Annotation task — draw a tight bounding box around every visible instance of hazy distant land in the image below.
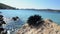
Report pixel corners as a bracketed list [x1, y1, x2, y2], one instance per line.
[0, 3, 60, 12]
[20, 9, 60, 12]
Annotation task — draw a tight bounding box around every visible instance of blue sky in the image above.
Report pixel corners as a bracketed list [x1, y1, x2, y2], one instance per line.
[0, 0, 60, 9]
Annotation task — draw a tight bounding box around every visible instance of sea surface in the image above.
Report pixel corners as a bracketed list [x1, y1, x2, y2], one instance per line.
[0, 10, 60, 34]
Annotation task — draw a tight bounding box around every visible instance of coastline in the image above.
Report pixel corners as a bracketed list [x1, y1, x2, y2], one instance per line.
[16, 19, 60, 34]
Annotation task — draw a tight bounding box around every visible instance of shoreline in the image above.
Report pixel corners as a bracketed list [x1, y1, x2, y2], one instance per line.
[16, 19, 60, 34]
[0, 9, 60, 13]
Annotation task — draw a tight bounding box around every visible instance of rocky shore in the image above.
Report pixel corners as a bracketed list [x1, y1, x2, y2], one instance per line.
[16, 19, 60, 34]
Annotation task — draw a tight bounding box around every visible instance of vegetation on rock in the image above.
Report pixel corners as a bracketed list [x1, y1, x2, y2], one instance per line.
[16, 19, 60, 34]
[27, 15, 43, 27]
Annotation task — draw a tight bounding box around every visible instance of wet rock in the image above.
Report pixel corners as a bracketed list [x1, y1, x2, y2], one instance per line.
[12, 16, 19, 21]
[0, 28, 4, 34]
[0, 15, 6, 34]
[0, 15, 3, 18]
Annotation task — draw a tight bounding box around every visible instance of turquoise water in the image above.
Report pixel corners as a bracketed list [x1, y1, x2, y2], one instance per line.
[0, 10, 60, 24]
[0, 10, 60, 33]
[0, 10, 60, 34]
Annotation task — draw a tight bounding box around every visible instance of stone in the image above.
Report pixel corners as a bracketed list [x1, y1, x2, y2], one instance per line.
[16, 19, 60, 34]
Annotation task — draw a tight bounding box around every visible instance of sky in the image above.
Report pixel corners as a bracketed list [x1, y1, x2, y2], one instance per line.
[0, 0, 60, 9]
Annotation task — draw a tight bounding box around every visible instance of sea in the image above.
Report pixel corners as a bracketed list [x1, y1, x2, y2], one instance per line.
[0, 10, 60, 34]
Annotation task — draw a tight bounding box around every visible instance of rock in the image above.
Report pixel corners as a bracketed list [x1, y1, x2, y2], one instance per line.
[0, 15, 3, 18]
[45, 19, 53, 22]
[16, 19, 60, 34]
[12, 16, 20, 21]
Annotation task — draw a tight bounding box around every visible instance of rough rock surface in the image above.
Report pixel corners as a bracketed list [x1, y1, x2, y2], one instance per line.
[16, 19, 60, 34]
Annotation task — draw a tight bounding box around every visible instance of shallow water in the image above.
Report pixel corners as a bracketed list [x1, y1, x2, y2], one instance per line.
[0, 10, 60, 34]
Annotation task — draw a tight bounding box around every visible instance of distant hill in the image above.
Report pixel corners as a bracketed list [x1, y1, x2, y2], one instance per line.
[0, 3, 18, 9]
[20, 9, 60, 12]
[0, 3, 60, 12]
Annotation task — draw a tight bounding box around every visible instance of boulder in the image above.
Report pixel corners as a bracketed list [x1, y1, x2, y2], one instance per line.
[16, 19, 60, 34]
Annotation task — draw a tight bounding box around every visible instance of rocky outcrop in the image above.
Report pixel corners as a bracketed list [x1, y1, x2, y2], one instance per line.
[16, 19, 60, 34]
